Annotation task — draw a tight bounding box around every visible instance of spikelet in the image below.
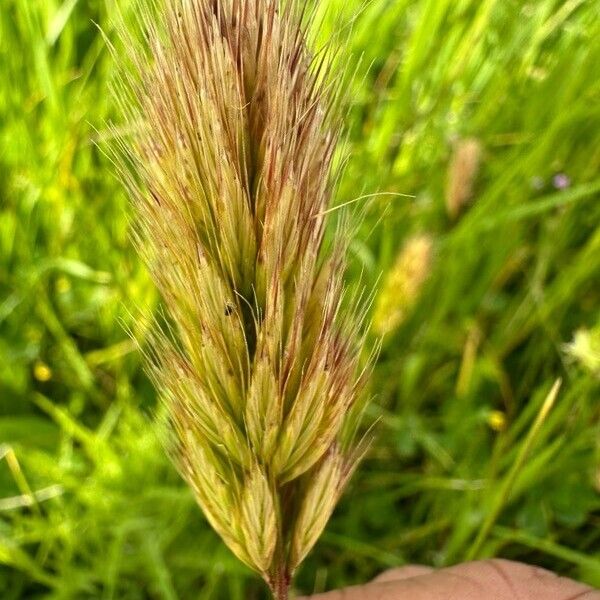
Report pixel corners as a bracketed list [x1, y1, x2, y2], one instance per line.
[290, 445, 356, 570]
[111, 1, 368, 597]
[373, 234, 433, 336]
[446, 137, 482, 219]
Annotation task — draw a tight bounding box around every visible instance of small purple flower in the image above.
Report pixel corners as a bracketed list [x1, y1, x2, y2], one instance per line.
[553, 173, 571, 190]
[530, 176, 545, 191]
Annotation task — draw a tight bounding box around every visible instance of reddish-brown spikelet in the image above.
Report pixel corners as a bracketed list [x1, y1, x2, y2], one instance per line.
[446, 137, 482, 219]
[112, 0, 368, 597]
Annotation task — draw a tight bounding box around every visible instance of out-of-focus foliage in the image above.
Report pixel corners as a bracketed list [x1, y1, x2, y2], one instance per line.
[0, 0, 599, 598]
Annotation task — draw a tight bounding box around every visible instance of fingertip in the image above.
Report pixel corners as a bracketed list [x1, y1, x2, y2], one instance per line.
[372, 565, 435, 583]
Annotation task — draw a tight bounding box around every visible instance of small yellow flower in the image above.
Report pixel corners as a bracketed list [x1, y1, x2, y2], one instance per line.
[487, 410, 507, 432]
[56, 276, 71, 294]
[33, 361, 52, 382]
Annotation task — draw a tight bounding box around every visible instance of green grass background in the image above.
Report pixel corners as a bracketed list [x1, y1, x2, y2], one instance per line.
[1, 0, 599, 597]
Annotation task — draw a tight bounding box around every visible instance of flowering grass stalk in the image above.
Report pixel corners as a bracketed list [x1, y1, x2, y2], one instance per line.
[373, 234, 433, 336]
[112, 1, 369, 597]
[446, 137, 482, 219]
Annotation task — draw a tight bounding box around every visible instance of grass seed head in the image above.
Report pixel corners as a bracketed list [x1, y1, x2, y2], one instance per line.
[113, 0, 369, 595]
[446, 137, 482, 219]
[373, 233, 433, 336]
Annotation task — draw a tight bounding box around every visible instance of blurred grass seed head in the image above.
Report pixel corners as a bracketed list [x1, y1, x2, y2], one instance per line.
[373, 233, 433, 337]
[446, 137, 483, 219]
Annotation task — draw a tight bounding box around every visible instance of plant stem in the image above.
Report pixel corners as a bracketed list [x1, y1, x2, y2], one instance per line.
[274, 588, 288, 600]
[465, 379, 561, 560]
[269, 568, 290, 600]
